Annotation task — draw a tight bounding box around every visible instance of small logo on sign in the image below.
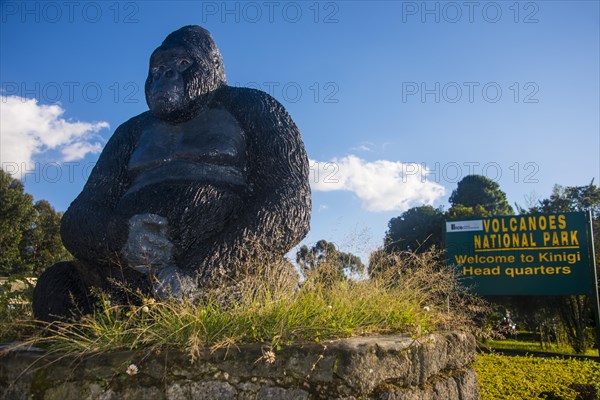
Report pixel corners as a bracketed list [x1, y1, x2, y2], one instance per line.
[446, 220, 483, 233]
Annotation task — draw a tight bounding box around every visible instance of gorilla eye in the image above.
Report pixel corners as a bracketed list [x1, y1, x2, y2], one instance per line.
[151, 64, 164, 75]
[176, 58, 192, 71]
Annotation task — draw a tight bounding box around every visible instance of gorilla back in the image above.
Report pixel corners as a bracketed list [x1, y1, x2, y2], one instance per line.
[33, 25, 311, 322]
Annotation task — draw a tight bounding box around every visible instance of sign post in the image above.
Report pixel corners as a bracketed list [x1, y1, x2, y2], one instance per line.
[585, 210, 600, 357]
[445, 211, 599, 355]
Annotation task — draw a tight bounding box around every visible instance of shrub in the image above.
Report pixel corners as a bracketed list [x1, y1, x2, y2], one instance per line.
[0, 275, 36, 341]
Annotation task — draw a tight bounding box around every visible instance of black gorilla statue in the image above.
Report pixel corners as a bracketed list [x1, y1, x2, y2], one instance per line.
[33, 26, 311, 322]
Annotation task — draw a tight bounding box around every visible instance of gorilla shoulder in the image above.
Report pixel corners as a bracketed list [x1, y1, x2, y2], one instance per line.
[216, 86, 290, 120]
[113, 111, 156, 137]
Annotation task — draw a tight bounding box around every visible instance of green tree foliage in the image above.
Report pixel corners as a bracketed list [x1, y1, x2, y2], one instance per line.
[446, 204, 492, 219]
[448, 174, 514, 216]
[528, 182, 600, 215]
[296, 240, 365, 281]
[0, 170, 35, 275]
[384, 205, 445, 253]
[0, 169, 70, 276]
[23, 200, 71, 276]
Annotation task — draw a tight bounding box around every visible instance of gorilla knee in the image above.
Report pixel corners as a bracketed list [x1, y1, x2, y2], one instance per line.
[33, 261, 98, 322]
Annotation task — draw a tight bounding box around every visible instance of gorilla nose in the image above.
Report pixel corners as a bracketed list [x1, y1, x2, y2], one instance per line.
[153, 66, 177, 83]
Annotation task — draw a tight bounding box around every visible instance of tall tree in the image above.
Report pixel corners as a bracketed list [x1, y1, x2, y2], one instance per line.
[0, 169, 70, 276]
[529, 182, 600, 215]
[296, 240, 364, 281]
[448, 175, 514, 216]
[0, 170, 35, 276]
[22, 200, 71, 276]
[384, 205, 445, 253]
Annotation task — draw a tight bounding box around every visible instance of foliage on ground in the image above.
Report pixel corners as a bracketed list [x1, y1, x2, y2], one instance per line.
[0, 275, 36, 339]
[475, 352, 600, 400]
[1, 249, 487, 361]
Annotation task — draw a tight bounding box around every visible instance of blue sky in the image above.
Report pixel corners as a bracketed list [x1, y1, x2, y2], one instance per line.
[1, 1, 599, 263]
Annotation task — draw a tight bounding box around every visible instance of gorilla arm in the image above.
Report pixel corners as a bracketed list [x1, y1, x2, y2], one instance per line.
[60, 115, 145, 267]
[190, 88, 312, 282]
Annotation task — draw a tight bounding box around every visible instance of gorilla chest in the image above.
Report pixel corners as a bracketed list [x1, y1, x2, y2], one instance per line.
[127, 108, 247, 192]
[131, 108, 246, 169]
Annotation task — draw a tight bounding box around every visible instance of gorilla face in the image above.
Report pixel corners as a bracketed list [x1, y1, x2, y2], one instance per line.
[146, 47, 193, 119]
[145, 25, 227, 121]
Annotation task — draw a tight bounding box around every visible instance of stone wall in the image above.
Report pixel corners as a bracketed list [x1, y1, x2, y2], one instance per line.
[0, 331, 479, 400]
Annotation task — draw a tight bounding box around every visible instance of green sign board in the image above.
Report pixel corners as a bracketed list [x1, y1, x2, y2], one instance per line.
[445, 212, 595, 296]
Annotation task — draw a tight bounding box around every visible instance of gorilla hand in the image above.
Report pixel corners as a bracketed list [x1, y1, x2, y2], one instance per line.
[123, 213, 174, 274]
[154, 266, 199, 301]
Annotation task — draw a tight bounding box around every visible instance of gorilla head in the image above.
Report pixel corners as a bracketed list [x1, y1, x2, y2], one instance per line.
[145, 25, 227, 120]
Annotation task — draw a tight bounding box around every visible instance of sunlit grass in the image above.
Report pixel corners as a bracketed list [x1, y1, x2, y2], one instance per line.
[2, 249, 487, 361]
[482, 338, 598, 357]
[475, 352, 600, 400]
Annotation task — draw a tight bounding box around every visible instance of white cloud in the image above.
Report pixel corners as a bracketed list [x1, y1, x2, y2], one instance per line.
[354, 145, 373, 152]
[0, 95, 108, 177]
[310, 155, 445, 212]
[350, 141, 375, 152]
[61, 142, 104, 162]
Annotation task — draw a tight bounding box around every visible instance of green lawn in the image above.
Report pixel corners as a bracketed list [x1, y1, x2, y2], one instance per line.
[483, 338, 599, 357]
[475, 353, 600, 400]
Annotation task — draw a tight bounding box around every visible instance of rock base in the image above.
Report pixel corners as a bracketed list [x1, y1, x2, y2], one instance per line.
[0, 332, 479, 399]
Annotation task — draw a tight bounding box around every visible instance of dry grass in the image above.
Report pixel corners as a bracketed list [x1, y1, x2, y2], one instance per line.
[1, 249, 488, 361]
